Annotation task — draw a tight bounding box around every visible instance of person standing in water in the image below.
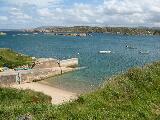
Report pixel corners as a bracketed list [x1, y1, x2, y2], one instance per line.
[57, 59, 62, 74]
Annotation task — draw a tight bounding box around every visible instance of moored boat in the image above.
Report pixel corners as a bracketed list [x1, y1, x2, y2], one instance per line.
[33, 32, 38, 35]
[99, 51, 111, 54]
[126, 45, 137, 49]
[0, 32, 7, 36]
[139, 51, 150, 54]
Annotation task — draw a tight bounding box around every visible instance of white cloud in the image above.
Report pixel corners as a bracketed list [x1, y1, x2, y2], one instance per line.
[95, 0, 160, 26]
[35, 0, 160, 26]
[9, 8, 32, 20]
[0, 16, 8, 21]
[103, 0, 143, 15]
[37, 8, 53, 17]
[3, 0, 62, 7]
[1, 0, 160, 28]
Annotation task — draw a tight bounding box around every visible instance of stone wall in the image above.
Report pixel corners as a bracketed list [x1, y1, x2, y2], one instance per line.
[21, 68, 62, 82]
[0, 58, 78, 85]
[0, 67, 74, 85]
[0, 74, 16, 85]
[33, 58, 78, 69]
[33, 59, 59, 69]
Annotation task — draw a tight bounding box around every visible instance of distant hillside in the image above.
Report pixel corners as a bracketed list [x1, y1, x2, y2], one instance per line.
[25, 26, 160, 36]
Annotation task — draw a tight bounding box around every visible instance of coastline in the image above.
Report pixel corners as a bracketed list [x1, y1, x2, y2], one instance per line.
[0, 57, 79, 85]
[11, 82, 77, 105]
[39, 76, 97, 94]
[0, 49, 79, 105]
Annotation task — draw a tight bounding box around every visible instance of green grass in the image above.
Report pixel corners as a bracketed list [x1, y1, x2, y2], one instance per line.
[0, 48, 33, 68]
[0, 61, 160, 120]
[0, 87, 52, 120]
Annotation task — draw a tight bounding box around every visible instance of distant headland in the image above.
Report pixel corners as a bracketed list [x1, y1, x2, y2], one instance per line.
[23, 26, 160, 36]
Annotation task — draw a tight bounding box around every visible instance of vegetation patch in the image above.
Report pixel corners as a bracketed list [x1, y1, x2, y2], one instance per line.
[0, 87, 52, 120]
[0, 48, 33, 68]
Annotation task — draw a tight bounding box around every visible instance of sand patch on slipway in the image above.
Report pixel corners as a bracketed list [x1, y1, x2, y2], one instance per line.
[12, 82, 77, 105]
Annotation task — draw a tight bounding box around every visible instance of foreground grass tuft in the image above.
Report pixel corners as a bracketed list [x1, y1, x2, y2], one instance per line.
[0, 61, 160, 119]
[0, 88, 52, 120]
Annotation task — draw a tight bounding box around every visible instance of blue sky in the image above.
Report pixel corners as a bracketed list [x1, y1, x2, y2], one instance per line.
[0, 0, 160, 29]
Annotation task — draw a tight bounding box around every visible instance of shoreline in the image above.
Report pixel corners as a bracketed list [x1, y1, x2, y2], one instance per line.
[11, 82, 78, 105]
[0, 57, 79, 85]
[39, 78, 97, 94]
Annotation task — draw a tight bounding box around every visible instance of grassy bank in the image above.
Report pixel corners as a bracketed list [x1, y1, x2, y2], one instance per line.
[0, 48, 33, 68]
[0, 61, 160, 119]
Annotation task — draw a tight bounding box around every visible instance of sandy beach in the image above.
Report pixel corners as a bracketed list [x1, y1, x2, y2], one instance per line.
[12, 82, 77, 105]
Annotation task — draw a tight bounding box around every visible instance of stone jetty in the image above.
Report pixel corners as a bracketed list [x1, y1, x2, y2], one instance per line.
[0, 58, 78, 85]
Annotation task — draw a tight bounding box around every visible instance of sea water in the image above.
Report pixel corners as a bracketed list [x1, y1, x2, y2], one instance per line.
[0, 32, 160, 93]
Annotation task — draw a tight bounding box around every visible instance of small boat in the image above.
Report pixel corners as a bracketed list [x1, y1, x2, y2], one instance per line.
[99, 51, 111, 54]
[0, 32, 7, 36]
[139, 51, 150, 54]
[33, 33, 38, 35]
[14, 68, 32, 71]
[23, 33, 29, 36]
[126, 45, 137, 49]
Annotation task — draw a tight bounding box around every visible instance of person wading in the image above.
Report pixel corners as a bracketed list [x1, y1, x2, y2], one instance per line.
[57, 59, 62, 74]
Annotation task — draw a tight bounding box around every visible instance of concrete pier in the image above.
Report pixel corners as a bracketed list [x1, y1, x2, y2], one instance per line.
[0, 58, 78, 85]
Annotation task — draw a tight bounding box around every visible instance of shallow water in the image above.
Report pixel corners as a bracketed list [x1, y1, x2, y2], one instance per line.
[0, 32, 160, 93]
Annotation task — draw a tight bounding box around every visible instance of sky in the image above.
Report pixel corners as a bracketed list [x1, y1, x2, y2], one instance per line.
[0, 0, 160, 29]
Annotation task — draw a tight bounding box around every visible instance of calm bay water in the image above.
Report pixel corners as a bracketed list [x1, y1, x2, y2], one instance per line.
[0, 32, 160, 93]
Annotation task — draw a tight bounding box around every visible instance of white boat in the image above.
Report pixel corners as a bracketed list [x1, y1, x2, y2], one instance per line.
[139, 51, 150, 54]
[33, 33, 38, 35]
[23, 33, 29, 36]
[126, 45, 137, 49]
[99, 51, 111, 54]
[0, 32, 7, 36]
